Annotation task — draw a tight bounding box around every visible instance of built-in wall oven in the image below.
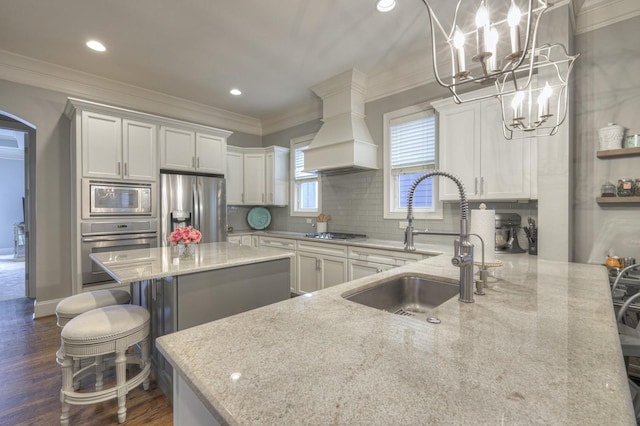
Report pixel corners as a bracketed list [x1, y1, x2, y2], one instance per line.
[81, 220, 158, 287]
[82, 179, 156, 219]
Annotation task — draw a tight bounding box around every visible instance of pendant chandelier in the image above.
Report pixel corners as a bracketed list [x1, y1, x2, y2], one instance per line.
[420, 0, 550, 104]
[496, 43, 579, 139]
[418, 0, 579, 139]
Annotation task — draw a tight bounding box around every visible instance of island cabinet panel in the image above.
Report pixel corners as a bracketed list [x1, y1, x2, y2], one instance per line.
[132, 257, 291, 401]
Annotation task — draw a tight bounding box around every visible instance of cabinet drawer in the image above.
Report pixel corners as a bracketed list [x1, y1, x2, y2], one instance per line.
[259, 236, 296, 251]
[348, 246, 425, 266]
[296, 240, 348, 257]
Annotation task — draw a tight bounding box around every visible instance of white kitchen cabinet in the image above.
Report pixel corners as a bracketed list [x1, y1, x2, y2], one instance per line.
[160, 126, 227, 174]
[81, 111, 156, 181]
[227, 234, 258, 247]
[226, 148, 244, 204]
[259, 235, 297, 293]
[226, 145, 289, 206]
[243, 151, 266, 205]
[347, 246, 427, 280]
[265, 146, 289, 206]
[349, 260, 393, 280]
[296, 240, 348, 294]
[433, 95, 534, 201]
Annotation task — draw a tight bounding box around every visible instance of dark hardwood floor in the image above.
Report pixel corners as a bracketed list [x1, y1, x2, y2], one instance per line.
[0, 297, 173, 425]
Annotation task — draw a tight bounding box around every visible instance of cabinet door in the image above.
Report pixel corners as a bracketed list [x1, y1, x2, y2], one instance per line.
[265, 148, 289, 206]
[123, 119, 156, 181]
[479, 99, 531, 199]
[349, 260, 393, 281]
[296, 252, 321, 294]
[243, 152, 266, 205]
[195, 133, 226, 174]
[82, 111, 122, 179]
[320, 255, 348, 289]
[226, 150, 244, 204]
[227, 235, 241, 245]
[436, 102, 481, 200]
[159, 126, 196, 172]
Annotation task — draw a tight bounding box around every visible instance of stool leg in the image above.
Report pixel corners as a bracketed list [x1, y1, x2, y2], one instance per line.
[142, 337, 150, 391]
[73, 358, 81, 390]
[60, 355, 73, 426]
[95, 355, 104, 391]
[115, 350, 127, 423]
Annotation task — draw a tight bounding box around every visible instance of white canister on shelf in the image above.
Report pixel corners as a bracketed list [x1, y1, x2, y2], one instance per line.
[598, 123, 624, 150]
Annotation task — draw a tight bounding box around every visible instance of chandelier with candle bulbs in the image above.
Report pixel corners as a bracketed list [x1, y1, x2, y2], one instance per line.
[496, 43, 579, 139]
[419, 0, 579, 138]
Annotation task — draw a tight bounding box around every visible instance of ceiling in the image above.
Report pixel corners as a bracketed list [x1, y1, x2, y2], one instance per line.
[0, 0, 433, 121]
[0, 0, 636, 133]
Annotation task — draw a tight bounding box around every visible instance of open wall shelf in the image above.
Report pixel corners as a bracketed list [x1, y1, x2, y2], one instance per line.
[596, 197, 640, 204]
[596, 147, 640, 159]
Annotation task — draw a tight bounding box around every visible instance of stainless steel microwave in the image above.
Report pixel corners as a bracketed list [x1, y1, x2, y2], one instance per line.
[82, 179, 156, 219]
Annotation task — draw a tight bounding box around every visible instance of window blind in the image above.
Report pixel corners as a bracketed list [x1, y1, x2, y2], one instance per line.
[390, 112, 436, 170]
[294, 144, 317, 180]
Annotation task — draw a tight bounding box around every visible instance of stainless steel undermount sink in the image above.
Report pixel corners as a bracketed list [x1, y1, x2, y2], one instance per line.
[342, 276, 458, 318]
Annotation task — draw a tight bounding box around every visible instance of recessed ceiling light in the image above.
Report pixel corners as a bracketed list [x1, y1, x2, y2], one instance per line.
[376, 0, 396, 12]
[230, 88, 242, 96]
[86, 40, 106, 52]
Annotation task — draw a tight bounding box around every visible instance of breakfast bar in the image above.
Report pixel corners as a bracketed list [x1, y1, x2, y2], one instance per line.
[90, 242, 294, 400]
[156, 253, 634, 425]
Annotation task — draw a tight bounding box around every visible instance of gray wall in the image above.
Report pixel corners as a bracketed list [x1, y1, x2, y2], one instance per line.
[261, 81, 538, 246]
[573, 15, 640, 263]
[0, 158, 24, 250]
[0, 79, 71, 301]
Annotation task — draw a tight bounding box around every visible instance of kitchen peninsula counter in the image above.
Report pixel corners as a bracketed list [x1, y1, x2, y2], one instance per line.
[156, 253, 634, 425]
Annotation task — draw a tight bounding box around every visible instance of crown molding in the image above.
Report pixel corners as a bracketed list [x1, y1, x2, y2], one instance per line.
[574, 0, 640, 34]
[261, 98, 322, 135]
[0, 49, 263, 135]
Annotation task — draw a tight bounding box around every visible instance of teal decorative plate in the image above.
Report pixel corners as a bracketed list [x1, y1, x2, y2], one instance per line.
[247, 207, 271, 230]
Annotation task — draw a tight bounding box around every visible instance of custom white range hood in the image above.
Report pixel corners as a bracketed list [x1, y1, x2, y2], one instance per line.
[303, 69, 378, 174]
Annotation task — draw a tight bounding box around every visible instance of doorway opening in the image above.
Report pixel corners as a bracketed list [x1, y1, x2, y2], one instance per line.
[0, 112, 36, 302]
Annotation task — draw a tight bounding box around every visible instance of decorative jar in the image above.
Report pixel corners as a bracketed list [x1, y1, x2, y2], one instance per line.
[598, 123, 624, 150]
[617, 178, 635, 197]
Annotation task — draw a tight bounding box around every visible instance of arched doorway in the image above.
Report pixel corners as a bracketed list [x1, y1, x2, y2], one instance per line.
[0, 112, 36, 301]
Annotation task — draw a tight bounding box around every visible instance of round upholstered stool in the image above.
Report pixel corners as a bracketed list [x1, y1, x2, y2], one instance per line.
[58, 304, 151, 425]
[55, 289, 131, 327]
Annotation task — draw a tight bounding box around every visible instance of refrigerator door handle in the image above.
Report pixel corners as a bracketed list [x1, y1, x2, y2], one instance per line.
[198, 181, 204, 232]
[192, 183, 199, 229]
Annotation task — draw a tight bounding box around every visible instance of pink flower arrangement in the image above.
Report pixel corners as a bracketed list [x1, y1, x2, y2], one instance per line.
[168, 226, 202, 245]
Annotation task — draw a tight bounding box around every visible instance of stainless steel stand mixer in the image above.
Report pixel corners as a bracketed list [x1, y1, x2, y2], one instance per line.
[495, 213, 526, 254]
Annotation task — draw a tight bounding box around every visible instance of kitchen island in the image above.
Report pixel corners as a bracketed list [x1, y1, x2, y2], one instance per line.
[90, 242, 294, 401]
[156, 252, 635, 425]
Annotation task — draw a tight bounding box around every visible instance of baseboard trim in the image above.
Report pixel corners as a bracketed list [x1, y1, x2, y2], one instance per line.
[34, 297, 62, 318]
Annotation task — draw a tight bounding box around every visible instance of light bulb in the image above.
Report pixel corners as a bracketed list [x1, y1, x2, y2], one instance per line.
[475, 2, 489, 28]
[538, 82, 553, 102]
[376, 0, 396, 12]
[508, 0, 522, 27]
[453, 28, 465, 49]
[511, 91, 525, 110]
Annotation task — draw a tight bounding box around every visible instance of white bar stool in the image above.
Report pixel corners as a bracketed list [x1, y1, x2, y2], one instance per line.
[55, 289, 131, 327]
[58, 304, 151, 425]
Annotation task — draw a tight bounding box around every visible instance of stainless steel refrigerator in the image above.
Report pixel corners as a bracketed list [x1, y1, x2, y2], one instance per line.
[160, 171, 227, 246]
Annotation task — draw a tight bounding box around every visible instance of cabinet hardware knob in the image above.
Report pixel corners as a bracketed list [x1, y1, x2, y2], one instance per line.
[124, 162, 128, 176]
[117, 162, 121, 175]
[197, 157, 200, 168]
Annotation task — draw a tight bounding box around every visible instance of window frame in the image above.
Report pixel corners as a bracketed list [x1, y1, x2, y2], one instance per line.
[383, 102, 443, 220]
[290, 133, 321, 217]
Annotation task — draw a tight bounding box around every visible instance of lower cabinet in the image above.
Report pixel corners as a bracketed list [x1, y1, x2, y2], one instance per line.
[349, 260, 394, 280]
[227, 234, 259, 247]
[296, 240, 348, 294]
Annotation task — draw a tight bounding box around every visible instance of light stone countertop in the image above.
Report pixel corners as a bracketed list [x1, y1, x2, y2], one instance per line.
[156, 253, 635, 425]
[230, 229, 447, 256]
[89, 242, 294, 284]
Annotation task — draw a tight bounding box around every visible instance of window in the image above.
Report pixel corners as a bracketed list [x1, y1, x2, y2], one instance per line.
[383, 103, 441, 219]
[290, 134, 321, 216]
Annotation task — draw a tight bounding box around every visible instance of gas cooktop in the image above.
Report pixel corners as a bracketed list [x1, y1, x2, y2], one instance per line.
[304, 232, 367, 241]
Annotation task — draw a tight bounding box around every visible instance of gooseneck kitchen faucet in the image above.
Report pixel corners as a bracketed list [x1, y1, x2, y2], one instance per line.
[404, 170, 480, 303]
